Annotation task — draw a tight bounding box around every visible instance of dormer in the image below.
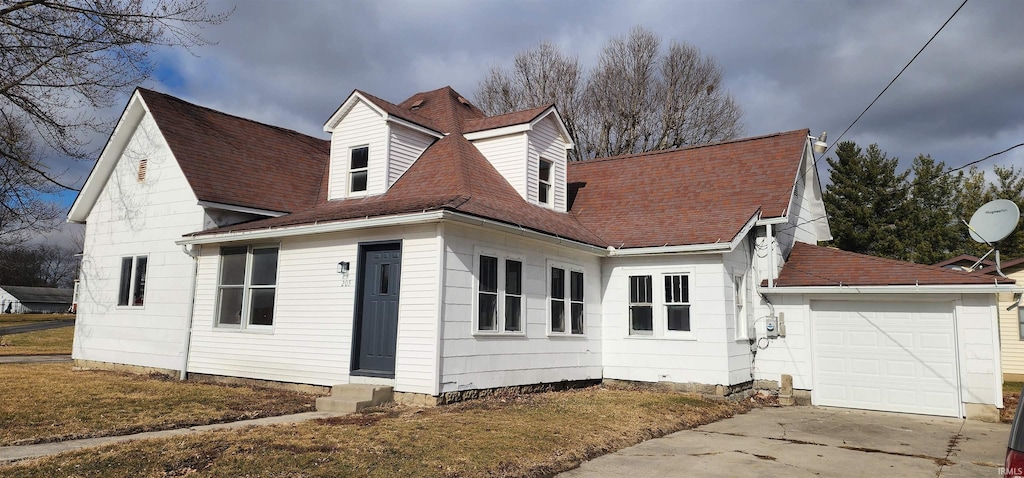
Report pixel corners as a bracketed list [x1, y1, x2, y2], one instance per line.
[464, 106, 574, 212]
[323, 91, 442, 200]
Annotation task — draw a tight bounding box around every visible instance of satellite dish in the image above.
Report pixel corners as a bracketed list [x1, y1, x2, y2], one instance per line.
[968, 199, 1020, 243]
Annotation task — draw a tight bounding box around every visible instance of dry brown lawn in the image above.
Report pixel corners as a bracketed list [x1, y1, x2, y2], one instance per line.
[0, 386, 750, 478]
[0, 326, 73, 355]
[1004, 381, 1023, 423]
[0, 363, 318, 446]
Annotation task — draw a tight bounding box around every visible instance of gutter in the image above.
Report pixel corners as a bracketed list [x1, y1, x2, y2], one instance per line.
[177, 211, 447, 245]
[759, 283, 1022, 295]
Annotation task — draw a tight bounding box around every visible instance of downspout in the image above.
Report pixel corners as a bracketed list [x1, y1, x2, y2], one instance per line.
[765, 224, 775, 288]
[179, 244, 201, 380]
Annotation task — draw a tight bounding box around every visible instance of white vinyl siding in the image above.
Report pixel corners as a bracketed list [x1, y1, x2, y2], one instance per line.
[998, 269, 1024, 377]
[471, 133, 527, 198]
[187, 225, 440, 394]
[74, 113, 203, 371]
[602, 254, 734, 385]
[328, 99, 387, 200]
[527, 116, 568, 212]
[440, 223, 602, 393]
[388, 124, 434, 186]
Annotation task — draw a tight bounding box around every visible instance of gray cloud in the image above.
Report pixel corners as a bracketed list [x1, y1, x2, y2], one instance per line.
[47, 0, 1024, 199]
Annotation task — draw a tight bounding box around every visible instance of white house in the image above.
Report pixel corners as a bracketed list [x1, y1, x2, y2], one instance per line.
[68, 85, 1019, 420]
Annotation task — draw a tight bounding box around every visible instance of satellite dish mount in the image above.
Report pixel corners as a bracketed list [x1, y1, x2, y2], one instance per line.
[963, 199, 1021, 278]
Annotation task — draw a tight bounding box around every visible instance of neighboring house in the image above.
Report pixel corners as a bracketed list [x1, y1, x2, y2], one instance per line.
[68, 86, 1019, 420]
[979, 257, 1024, 381]
[0, 285, 74, 314]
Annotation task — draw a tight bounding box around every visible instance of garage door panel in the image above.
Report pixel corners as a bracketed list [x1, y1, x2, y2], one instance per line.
[812, 301, 959, 417]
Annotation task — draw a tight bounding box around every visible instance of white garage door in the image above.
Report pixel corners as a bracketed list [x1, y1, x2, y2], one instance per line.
[812, 300, 960, 417]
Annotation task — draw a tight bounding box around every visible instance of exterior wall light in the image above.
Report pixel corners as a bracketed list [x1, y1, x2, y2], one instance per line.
[812, 132, 828, 154]
[337, 261, 350, 274]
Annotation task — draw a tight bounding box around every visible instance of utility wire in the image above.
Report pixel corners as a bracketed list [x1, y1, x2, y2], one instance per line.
[786, 0, 969, 203]
[945, 142, 1024, 174]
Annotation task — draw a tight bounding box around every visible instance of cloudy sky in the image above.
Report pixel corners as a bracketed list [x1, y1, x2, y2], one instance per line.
[47, 0, 1024, 229]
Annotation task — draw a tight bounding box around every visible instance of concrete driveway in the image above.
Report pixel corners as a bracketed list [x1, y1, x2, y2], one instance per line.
[561, 406, 1008, 477]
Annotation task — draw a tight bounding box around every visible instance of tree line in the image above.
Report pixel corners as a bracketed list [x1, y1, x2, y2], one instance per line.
[823, 140, 1024, 265]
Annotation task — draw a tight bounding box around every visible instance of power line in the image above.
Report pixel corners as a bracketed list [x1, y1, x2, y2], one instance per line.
[945, 142, 1024, 175]
[784, 0, 969, 207]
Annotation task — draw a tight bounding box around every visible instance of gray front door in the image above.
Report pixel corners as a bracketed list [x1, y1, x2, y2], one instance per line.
[352, 243, 401, 377]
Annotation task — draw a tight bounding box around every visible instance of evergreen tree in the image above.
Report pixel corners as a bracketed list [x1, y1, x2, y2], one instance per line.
[823, 141, 909, 260]
[984, 166, 1024, 259]
[904, 155, 962, 264]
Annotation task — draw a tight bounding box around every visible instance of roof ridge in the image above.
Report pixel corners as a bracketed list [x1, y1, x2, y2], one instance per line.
[569, 129, 810, 166]
[137, 88, 327, 144]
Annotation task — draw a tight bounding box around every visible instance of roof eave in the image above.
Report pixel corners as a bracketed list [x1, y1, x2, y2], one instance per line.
[760, 284, 1021, 294]
[68, 90, 149, 223]
[610, 211, 759, 256]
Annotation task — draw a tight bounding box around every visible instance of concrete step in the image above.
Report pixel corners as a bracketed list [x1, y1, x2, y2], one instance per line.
[315, 384, 393, 413]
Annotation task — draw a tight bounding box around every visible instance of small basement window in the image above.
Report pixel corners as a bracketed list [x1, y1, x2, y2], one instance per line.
[349, 146, 369, 193]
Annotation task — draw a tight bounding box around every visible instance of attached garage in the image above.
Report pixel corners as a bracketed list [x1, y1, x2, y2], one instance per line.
[811, 300, 959, 417]
[759, 243, 1019, 421]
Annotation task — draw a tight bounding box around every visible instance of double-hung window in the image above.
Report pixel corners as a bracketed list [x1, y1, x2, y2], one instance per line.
[627, 271, 693, 337]
[538, 159, 553, 206]
[475, 252, 523, 334]
[217, 245, 279, 329]
[664, 274, 691, 332]
[117, 256, 148, 307]
[628, 275, 653, 335]
[349, 146, 369, 193]
[549, 262, 585, 335]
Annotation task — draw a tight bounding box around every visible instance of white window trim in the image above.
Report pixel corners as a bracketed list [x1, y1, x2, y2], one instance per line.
[628, 274, 653, 336]
[214, 244, 280, 332]
[1018, 306, 1024, 341]
[117, 255, 148, 309]
[538, 158, 554, 208]
[472, 247, 526, 336]
[546, 259, 586, 337]
[734, 269, 753, 341]
[347, 145, 370, 197]
[661, 272, 694, 339]
[620, 266, 696, 340]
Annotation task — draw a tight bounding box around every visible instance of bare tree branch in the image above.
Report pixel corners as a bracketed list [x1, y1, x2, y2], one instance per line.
[475, 26, 743, 160]
[0, 0, 231, 245]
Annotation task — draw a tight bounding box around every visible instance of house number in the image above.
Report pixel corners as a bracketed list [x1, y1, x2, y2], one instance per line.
[341, 278, 353, 287]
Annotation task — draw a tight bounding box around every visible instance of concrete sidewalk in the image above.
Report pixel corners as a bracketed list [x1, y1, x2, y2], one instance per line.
[561, 406, 1009, 477]
[0, 355, 71, 364]
[0, 411, 341, 463]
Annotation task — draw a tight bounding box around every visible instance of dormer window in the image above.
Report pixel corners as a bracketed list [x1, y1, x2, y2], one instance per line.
[349, 146, 369, 193]
[538, 159, 553, 206]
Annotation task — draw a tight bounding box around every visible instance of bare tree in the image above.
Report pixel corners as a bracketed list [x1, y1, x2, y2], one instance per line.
[476, 41, 587, 161]
[475, 26, 743, 160]
[0, 0, 230, 244]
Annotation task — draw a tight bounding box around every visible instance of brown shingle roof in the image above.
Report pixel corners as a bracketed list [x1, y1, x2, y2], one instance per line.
[567, 130, 808, 248]
[775, 242, 1014, 287]
[354, 89, 444, 134]
[198, 134, 606, 246]
[139, 88, 329, 213]
[397, 86, 487, 134]
[463, 104, 552, 133]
